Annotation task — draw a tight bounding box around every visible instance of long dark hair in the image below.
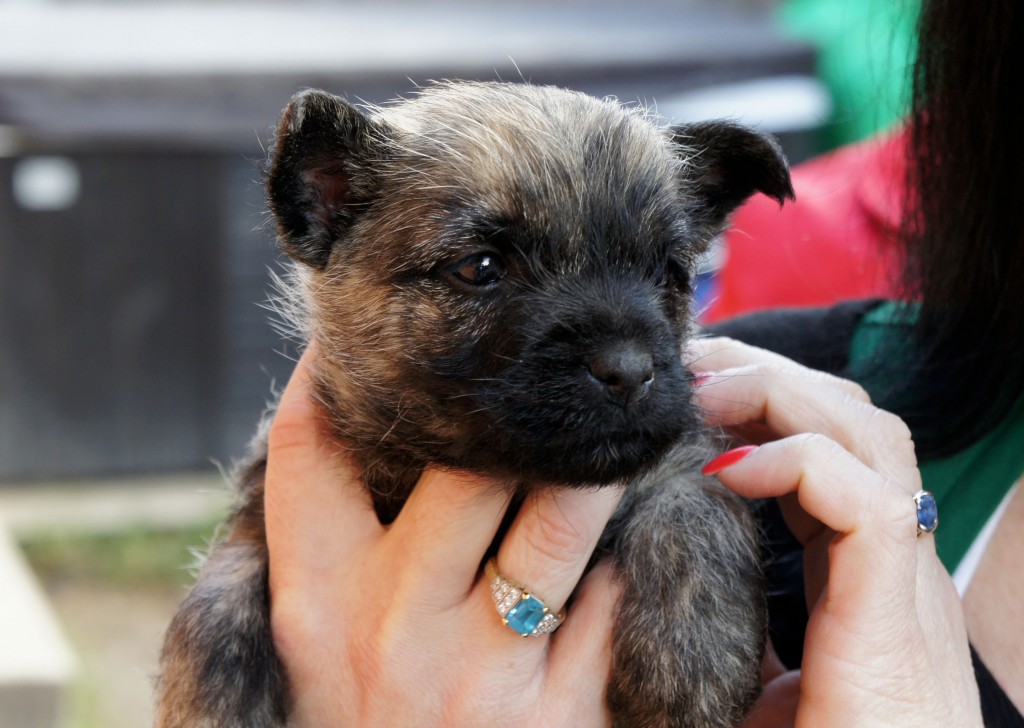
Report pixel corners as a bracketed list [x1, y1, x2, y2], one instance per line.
[889, 0, 1023, 457]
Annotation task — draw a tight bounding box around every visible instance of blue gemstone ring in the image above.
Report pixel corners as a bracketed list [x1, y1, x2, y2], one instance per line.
[485, 558, 565, 637]
[914, 490, 939, 536]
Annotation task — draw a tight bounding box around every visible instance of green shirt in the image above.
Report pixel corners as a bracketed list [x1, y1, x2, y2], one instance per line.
[849, 301, 1024, 571]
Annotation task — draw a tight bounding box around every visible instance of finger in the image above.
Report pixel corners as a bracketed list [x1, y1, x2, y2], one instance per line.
[546, 560, 619, 719]
[739, 669, 801, 728]
[687, 336, 871, 403]
[385, 467, 512, 597]
[761, 638, 788, 684]
[495, 486, 623, 618]
[692, 361, 920, 493]
[265, 344, 383, 590]
[708, 435, 919, 612]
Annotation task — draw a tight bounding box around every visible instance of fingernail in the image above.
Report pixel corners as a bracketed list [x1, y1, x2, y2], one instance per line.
[701, 445, 758, 476]
[690, 371, 713, 387]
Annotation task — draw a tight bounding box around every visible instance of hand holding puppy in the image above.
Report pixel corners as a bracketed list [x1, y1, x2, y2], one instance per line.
[266, 345, 622, 727]
[689, 337, 981, 728]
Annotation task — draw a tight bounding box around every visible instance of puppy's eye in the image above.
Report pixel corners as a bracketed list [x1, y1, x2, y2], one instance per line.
[449, 252, 507, 287]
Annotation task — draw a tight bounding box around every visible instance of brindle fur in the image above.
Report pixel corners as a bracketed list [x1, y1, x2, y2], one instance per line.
[156, 81, 793, 728]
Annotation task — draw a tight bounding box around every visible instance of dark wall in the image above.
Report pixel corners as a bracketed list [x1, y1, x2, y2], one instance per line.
[0, 151, 290, 479]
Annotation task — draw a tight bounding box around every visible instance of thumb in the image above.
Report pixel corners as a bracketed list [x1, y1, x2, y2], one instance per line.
[265, 344, 381, 590]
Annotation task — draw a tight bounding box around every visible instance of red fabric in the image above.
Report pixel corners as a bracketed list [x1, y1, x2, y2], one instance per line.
[703, 129, 908, 323]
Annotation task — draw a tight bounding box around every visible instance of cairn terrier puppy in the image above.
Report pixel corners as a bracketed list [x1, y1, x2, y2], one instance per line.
[157, 81, 793, 728]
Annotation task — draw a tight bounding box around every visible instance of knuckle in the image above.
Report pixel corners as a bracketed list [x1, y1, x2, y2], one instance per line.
[871, 408, 914, 444]
[268, 411, 309, 454]
[841, 379, 872, 404]
[519, 496, 594, 567]
[792, 431, 842, 457]
[769, 362, 865, 401]
[270, 593, 318, 660]
[875, 476, 918, 536]
[267, 399, 323, 460]
[868, 408, 920, 472]
[790, 433, 852, 479]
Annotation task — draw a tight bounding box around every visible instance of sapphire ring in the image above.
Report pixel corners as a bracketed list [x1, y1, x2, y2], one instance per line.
[485, 558, 564, 638]
[914, 490, 939, 536]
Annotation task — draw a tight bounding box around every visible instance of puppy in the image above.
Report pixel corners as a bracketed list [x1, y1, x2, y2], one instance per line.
[156, 81, 793, 728]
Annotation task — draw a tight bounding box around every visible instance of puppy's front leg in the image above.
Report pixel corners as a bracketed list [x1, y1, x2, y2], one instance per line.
[606, 446, 765, 728]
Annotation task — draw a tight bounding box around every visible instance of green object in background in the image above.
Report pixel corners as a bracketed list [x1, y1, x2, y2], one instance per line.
[849, 301, 1024, 575]
[778, 0, 920, 147]
[20, 521, 219, 588]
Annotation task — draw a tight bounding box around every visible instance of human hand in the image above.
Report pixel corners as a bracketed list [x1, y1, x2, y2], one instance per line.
[688, 337, 982, 728]
[263, 345, 623, 727]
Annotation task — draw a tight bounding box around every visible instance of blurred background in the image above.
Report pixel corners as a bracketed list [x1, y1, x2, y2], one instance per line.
[0, 0, 912, 725]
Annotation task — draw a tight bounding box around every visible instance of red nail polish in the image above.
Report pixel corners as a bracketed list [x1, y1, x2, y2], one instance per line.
[701, 445, 758, 476]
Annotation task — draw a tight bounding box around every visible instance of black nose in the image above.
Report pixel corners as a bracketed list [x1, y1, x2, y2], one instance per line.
[586, 342, 655, 408]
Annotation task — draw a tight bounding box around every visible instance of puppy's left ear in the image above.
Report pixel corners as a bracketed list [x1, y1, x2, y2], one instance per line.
[671, 121, 795, 230]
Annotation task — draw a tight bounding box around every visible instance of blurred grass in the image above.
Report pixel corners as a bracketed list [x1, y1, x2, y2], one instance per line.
[17, 521, 223, 728]
[19, 521, 222, 589]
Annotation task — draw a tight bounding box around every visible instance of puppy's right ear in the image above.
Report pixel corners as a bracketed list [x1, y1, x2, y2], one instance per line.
[267, 90, 388, 269]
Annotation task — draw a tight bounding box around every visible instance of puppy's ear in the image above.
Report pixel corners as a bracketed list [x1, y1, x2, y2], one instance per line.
[671, 121, 794, 230]
[267, 90, 388, 269]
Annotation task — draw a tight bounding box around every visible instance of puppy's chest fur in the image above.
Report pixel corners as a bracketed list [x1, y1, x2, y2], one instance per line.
[156, 81, 793, 728]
